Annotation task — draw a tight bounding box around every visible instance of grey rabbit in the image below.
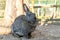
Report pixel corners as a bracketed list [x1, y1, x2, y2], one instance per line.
[11, 4, 36, 38]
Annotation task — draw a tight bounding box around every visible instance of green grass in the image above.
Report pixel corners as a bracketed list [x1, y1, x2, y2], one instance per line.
[30, 0, 60, 5]
[0, 16, 4, 18]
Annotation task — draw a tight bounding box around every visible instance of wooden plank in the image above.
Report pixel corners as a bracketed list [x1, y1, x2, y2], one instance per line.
[38, 18, 60, 21]
[51, 5, 60, 7]
[48, 19, 60, 21]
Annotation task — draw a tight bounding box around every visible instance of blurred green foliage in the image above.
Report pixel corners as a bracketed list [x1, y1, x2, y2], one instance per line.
[30, 0, 60, 4]
[0, 0, 6, 18]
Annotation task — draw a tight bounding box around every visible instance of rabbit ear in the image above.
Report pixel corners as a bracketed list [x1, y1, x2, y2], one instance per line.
[23, 4, 30, 12]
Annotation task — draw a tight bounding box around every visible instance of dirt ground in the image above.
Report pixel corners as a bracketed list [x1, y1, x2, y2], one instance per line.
[0, 22, 60, 40]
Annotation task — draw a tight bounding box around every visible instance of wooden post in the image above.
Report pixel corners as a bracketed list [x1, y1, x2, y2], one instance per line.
[16, 0, 24, 17]
[4, 0, 24, 27]
[32, 0, 34, 13]
[4, 0, 16, 27]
